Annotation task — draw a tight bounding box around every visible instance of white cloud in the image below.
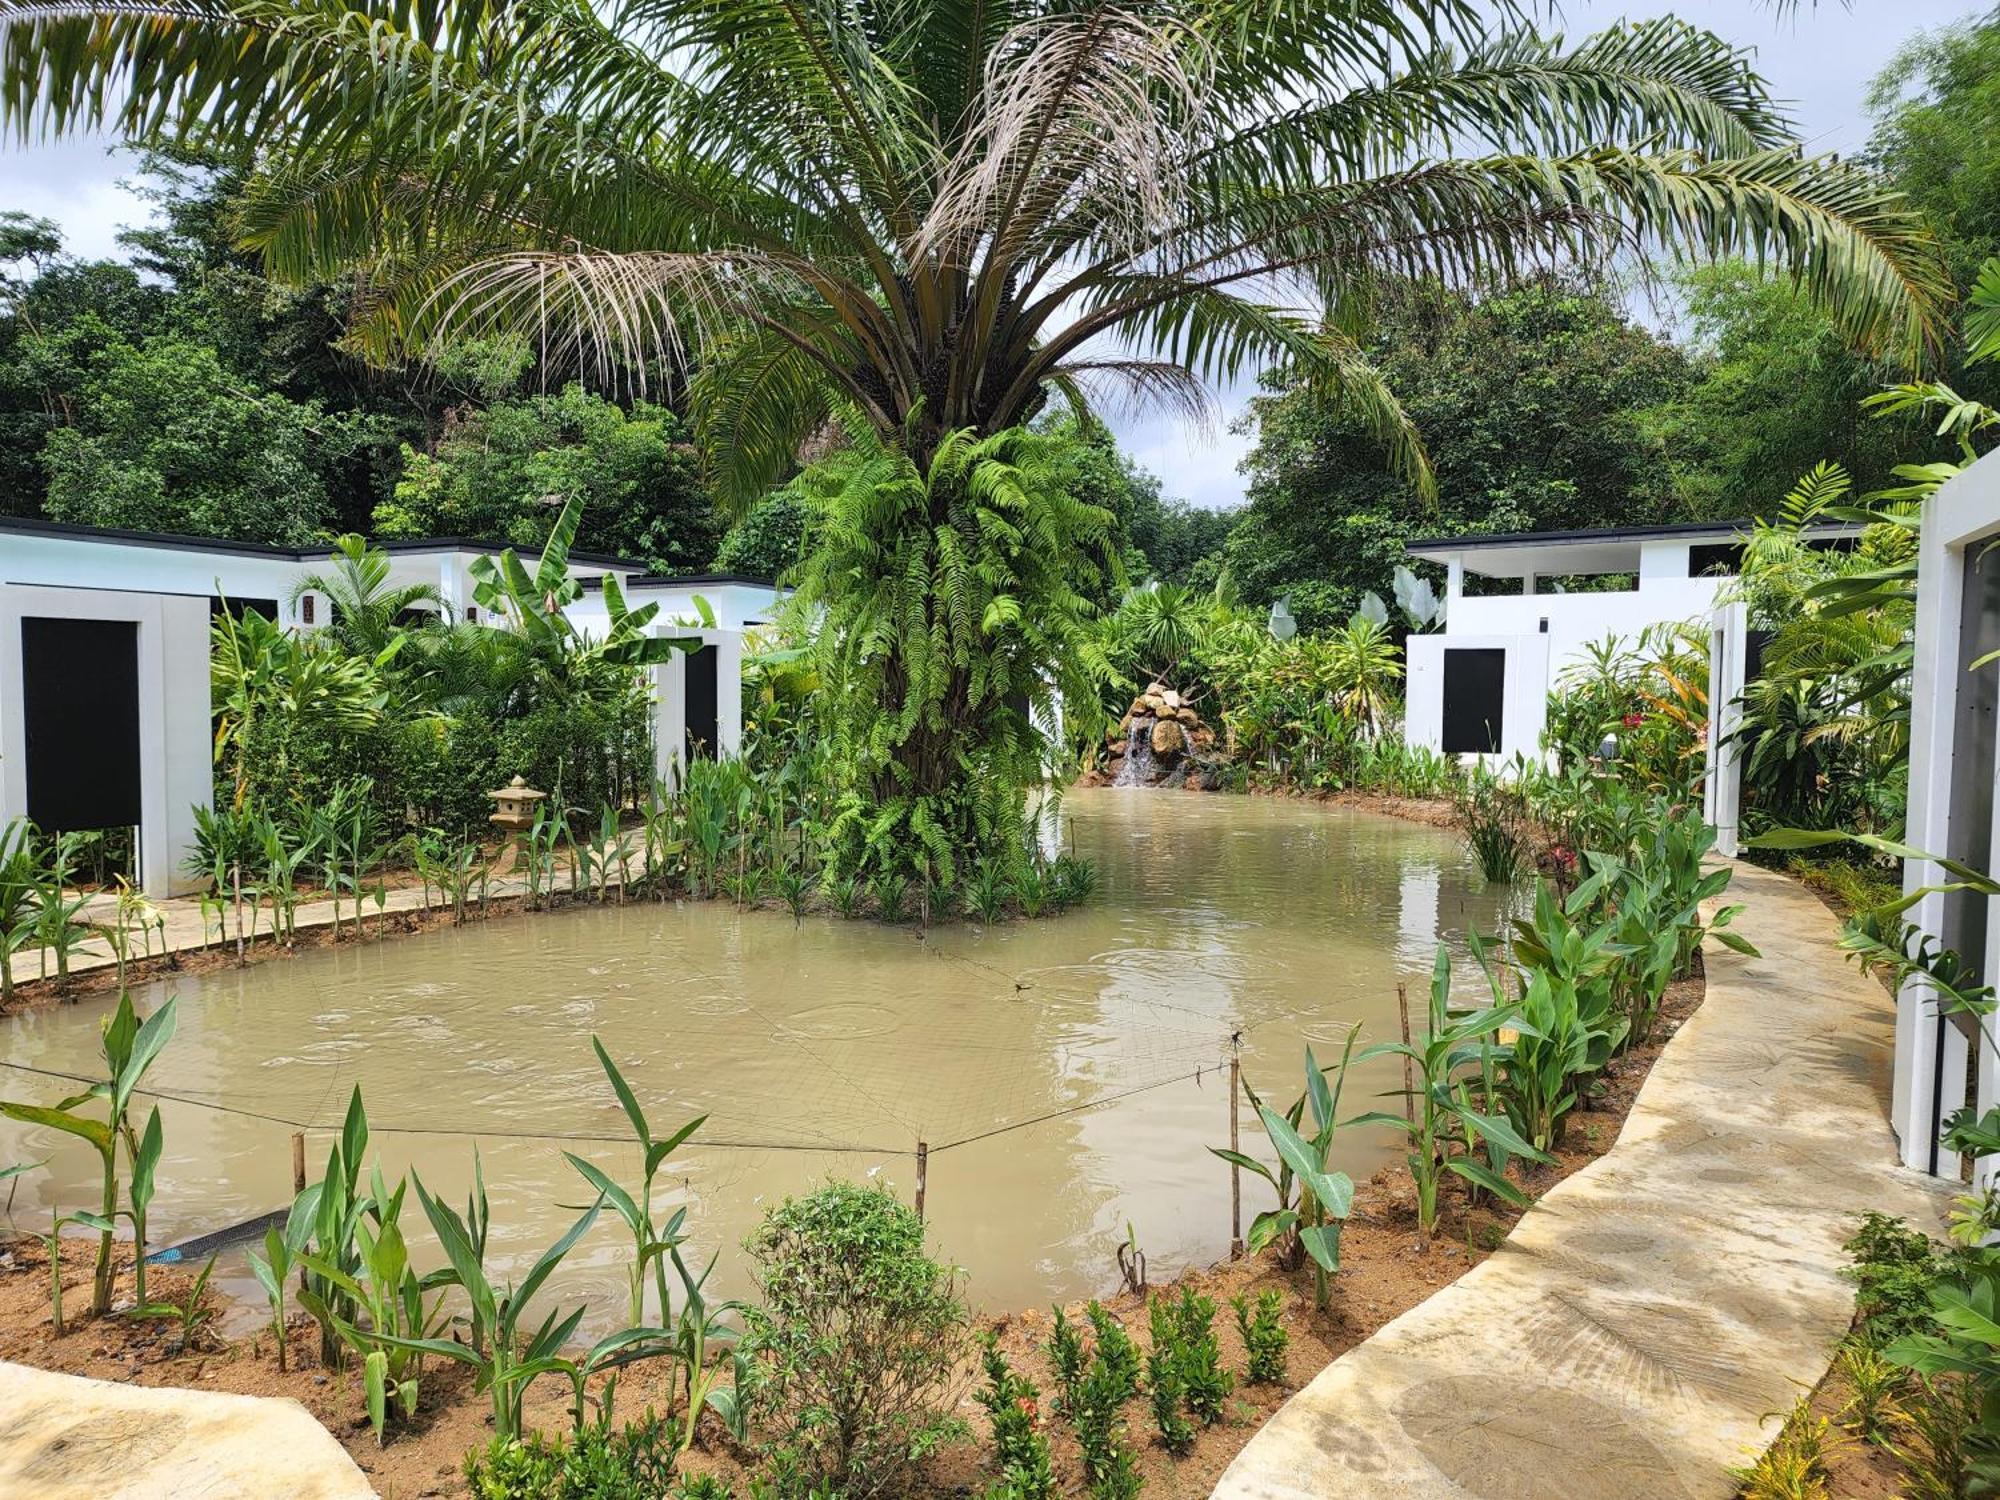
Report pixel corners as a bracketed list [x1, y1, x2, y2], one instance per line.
[0, 135, 156, 261]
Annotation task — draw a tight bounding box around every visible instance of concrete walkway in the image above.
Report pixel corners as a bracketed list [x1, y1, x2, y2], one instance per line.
[0, 1360, 373, 1499]
[1211, 861, 1947, 1500]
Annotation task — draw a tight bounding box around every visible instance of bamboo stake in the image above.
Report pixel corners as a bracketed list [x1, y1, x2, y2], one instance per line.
[1228, 1036, 1244, 1258]
[914, 1141, 929, 1222]
[291, 1131, 307, 1195]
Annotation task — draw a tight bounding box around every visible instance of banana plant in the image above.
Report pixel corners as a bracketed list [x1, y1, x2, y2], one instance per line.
[1347, 947, 1551, 1248]
[247, 1190, 317, 1372]
[1211, 1030, 1360, 1310]
[378, 1173, 603, 1442]
[564, 1036, 705, 1328]
[1, 990, 177, 1315]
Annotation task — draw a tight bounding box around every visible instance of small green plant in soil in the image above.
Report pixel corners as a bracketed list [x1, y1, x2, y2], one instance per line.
[1732, 1393, 1843, 1500]
[1048, 1305, 1088, 1414]
[462, 1411, 677, 1500]
[1170, 1287, 1231, 1424]
[1145, 1298, 1195, 1455]
[1233, 1290, 1288, 1385]
[1834, 1340, 1905, 1445]
[134, 1252, 219, 1354]
[1084, 1302, 1141, 1403]
[1072, 1352, 1142, 1500]
[977, 1337, 1055, 1499]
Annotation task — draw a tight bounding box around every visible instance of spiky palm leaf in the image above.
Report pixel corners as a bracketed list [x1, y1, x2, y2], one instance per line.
[0, 0, 1950, 506]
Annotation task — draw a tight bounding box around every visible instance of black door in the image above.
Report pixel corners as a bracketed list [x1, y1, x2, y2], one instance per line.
[684, 643, 719, 761]
[23, 616, 142, 832]
[1441, 647, 1506, 754]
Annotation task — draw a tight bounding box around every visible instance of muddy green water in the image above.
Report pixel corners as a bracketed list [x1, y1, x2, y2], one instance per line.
[0, 791, 1517, 1330]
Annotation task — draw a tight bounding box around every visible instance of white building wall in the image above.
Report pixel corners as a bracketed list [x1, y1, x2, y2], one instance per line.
[1898, 447, 2000, 1190]
[1408, 572, 1726, 767]
[0, 583, 209, 894]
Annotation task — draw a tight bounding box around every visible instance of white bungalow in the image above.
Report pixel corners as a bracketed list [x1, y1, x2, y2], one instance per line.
[1400, 517, 1861, 856]
[0, 513, 781, 893]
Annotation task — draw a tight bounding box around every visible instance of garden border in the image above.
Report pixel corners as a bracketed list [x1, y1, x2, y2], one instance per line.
[1210, 858, 1948, 1500]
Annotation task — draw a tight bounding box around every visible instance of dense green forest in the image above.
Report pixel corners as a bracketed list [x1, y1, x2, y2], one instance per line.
[4, 11, 1998, 595]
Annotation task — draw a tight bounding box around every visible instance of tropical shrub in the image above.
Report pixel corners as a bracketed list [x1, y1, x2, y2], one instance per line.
[462, 1414, 677, 1500]
[742, 1182, 970, 1497]
[1232, 1291, 1287, 1385]
[977, 1339, 1055, 1500]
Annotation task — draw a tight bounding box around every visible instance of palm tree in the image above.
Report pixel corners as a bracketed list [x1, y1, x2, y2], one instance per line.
[290, 534, 444, 656]
[1, 0, 1951, 868]
[2, 2, 1946, 491]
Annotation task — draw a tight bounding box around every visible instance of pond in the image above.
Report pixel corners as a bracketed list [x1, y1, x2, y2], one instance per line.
[0, 790, 1518, 1330]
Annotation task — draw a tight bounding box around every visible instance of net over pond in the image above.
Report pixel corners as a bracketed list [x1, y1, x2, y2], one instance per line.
[0, 791, 1519, 1324]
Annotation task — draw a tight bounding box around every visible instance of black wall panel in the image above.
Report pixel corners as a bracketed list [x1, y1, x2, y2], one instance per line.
[23, 616, 141, 832]
[1441, 647, 1506, 754]
[684, 643, 719, 761]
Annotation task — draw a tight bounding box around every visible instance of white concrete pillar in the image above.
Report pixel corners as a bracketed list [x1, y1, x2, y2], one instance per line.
[1445, 555, 1465, 602]
[715, 631, 745, 759]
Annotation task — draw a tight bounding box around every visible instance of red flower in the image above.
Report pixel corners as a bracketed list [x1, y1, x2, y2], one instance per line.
[1621, 712, 1644, 729]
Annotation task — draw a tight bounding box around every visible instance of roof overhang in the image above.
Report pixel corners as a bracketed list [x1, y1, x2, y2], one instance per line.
[1404, 518, 1865, 580]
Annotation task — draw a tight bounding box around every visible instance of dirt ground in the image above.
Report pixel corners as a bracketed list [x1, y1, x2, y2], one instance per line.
[0, 957, 1704, 1499]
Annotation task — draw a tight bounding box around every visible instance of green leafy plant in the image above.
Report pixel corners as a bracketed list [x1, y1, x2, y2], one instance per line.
[1348, 947, 1551, 1247]
[1170, 1287, 1231, 1425]
[1232, 1290, 1287, 1385]
[1145, 1298, 1195, 1456]
[1048, 1305, 1088, 1416]
[0, 988, 177, 1316]
[247, 1191, 316, 1373]
[564, 1037, 704, 1329]
[374, 1172, 603, 1442]
[1084, 1302, 1141, 1404]
[1071, 1351, 1142, 1500]
[1212, 1032, 1359, 1310]
[134, 1252, 219, 1354]
[977, 1337, 1055, 1499]
[742, 1182, 969, 1498]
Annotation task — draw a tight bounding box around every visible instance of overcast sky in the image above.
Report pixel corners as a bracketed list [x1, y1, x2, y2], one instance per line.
[0, 0, 1981, 509]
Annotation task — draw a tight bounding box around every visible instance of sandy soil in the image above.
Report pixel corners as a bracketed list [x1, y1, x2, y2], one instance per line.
[0, 959, 1703, 1499]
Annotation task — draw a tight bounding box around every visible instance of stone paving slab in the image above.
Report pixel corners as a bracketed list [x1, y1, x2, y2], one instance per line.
[0, 1360, 374, 1499]
[1210, 861, 1948, 1500]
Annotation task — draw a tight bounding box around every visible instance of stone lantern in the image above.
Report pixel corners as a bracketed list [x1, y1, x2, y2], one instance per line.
[488, 775, 547, 831]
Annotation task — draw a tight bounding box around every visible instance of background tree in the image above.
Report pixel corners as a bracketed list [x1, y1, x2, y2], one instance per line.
[382, 382, 724, 570]
[1230, 275, 1698, 630]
